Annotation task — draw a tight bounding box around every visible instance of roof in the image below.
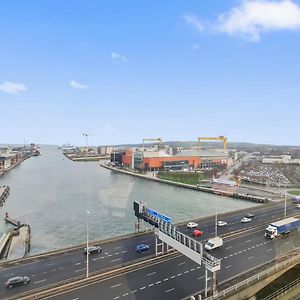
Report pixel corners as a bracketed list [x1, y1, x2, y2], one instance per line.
[143, 151, 170, 158]
[174, 150, 228, 158]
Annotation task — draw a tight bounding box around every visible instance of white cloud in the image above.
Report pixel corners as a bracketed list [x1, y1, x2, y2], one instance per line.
[0, 81, 27, 95]
[111, 52, 127, 62]
[69, 80, 88, 90]
[217, 0, 300, 41]
[184, 0, 300, 42]
[183, 14, 205, 31]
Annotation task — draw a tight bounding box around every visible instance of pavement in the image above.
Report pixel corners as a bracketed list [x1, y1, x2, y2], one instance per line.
[6, 226, 30, 260]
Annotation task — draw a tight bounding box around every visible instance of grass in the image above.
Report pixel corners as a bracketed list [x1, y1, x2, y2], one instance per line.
[288, 190, 300, 196]
[157, 171, 205, 185]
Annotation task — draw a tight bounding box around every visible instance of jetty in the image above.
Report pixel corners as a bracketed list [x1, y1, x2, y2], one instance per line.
[0, 186, 10, 206]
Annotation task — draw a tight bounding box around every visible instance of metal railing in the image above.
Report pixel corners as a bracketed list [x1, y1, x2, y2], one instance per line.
[185, 252, 300, 300]
[263, 277, 300, 300]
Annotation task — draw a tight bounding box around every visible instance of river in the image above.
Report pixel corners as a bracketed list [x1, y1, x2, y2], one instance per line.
[0, 146, 257, 255]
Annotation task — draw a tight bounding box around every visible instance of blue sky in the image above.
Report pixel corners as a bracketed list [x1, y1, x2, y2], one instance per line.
[1, 0, 300, 146]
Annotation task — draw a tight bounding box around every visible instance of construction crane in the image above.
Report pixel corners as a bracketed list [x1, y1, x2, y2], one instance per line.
[142, 137, 163, 151]
[197, 136, 228, 151]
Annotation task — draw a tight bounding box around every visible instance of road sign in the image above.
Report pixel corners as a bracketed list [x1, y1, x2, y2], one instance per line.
[146, 208, 172, 224]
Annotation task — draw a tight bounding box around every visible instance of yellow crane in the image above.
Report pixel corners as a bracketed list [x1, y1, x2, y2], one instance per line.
[197, 136, 228, 151]
[142, 138, 163, 150]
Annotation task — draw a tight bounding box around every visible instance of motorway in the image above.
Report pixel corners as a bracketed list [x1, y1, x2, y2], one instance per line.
[1, 200, 300, 299]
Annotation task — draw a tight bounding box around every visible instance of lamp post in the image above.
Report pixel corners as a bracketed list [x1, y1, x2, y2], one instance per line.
[86, 210, 90, 278]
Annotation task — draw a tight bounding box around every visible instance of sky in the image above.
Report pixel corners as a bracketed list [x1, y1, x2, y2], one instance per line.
[1, 0, 300, 146]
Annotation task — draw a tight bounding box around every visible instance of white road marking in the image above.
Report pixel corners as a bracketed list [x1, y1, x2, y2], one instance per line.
[163, 278, 169, 281]
[190, 268, 195, 271]
[104, 252, 109, 255]
[107, 254, 112, 257]
[196, 266, 200, 269]
[177, 273, 182, 277]
[75, 268, 86, 272]
[131, 290, 137, 293]
[198, 276, 205, 280]
[248, 247, 252, 250]
[75, 263, 81, 265]
[225, 265, 232, 269]
[115, 252, 119, 255]
[34, 279, 47, 284]
[122, 292, 128, 296]
[223, 256, 228, 259]
[72, 298, 79, 300]
[225, 246, 232, 249]
[184, 271, 189, 274]
[147, 272, 156, 276]
[148, 283, 154, 287]
[165, 288, 175, 293]
[121, 250, 127, 253]
[267, 248, 273, 252]
[171, 275, 175, 279]
[113, 297, 119, 300]
[93, 257, 104, 261]
[46, 263, 55, 267]
[246, 240, 251, 243]
[111, 258, 121, 262]
[140, 286, 146, 290]
[111, 283, 121, 288]
[156, 280, 162, 284]
[31, 274, 36, 277]
[248, 256, 254, 260]
[115, 246, 121, 249]
[178, 262, 186, 266]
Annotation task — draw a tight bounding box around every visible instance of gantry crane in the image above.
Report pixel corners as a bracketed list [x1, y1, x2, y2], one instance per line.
[142, 137, 163, 151]
[197, 136, 228, 151]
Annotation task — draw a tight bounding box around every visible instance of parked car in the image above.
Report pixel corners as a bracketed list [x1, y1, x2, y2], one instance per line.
[192, 229, 203, 237]
[136, 244, 150, 253]
[241, 217, 252, 223]
[83, 246, 102, 255]
[5, 276, 30, 288]
[217, 221, 228, 227]
[187, 222, 198, 228]
[245, 213, 255, 219]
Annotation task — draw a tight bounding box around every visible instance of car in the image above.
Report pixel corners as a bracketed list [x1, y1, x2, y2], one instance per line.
[241, 217, 252, 223]
[245, 213, 255, 219]
[192, 229, 203, 237]
[217, 221, 228, 227]
[136, 244, 150, 253]
[5, 276, 30, 288]
[83, 246, 102, 255]
[187, 222, 198, 228]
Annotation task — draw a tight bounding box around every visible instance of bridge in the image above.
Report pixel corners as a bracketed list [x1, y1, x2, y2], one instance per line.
[1, 200, 300, 299]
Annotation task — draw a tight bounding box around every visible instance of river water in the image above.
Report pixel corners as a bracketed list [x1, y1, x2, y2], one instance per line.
[0, 146, 257, 255]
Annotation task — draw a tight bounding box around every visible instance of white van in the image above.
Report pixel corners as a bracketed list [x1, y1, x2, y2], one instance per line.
[204, 237, 223, 251]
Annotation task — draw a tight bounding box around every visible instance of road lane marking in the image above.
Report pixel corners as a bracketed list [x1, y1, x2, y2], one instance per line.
[225, 246, 232, 249]
[111, 258, 121, 262]
[190, 268, 195, 271]
[246, 240, 252, 243]
[148, 283, 154, 287]
[46, 263, 55, 267]
[140, 286, 146, 290]
[225, 265, 232, 269]
[107, 254, 112, 257]
[75, 268, 86, 272]
[115, 246, 121, 249]
[104, 252, 109, 255]
[197, 266, 200, 269]
[147, 272, 156, 276]
[165, 288, 175, 293]
[171, 275, 175, 279]
[115, 252, 119, 255]
[72, 298, 79, 300]
[267, 248, 273, 252]
[93, 257, 104, 261]
[75, 263, 81, 265]
[131, 290, 137, 293]
[184, 271, 189, 274]
[111, 283, 121, 288]
[198, 276, 205, 280]
[177, 273, 182, 277]
[121, 250, 127, 253]
[113, 297, 119, 300]
[156, 281, 162, 284]
[34, 279, 47, 284]
[178, 262, 186, 266]
[123, 292, 129, 296]
[248, 256, 254, 260]
[163, 278, 169, 281]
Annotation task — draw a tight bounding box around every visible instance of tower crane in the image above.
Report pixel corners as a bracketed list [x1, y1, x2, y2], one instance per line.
[197, 136, 228, 151]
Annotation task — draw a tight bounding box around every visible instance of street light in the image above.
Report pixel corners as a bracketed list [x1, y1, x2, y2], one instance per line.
[86, 210, 90, 278]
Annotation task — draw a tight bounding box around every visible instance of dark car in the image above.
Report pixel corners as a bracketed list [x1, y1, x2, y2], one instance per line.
[245, 213, 255, 219]
[136, 244, 150, 253]
[83, 246, 102, 255]
[5, 276, 30, 288]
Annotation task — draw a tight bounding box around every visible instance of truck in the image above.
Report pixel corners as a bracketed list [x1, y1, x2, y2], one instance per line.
[204, 237, 223, 250]
[265, 217, 300, 239]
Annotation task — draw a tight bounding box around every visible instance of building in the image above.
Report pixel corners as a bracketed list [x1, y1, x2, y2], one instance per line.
[0, 154, 12, 171]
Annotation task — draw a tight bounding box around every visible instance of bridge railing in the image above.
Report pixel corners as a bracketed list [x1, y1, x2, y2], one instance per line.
[262, 277, 300, 300]
[185, 252, 300, 300]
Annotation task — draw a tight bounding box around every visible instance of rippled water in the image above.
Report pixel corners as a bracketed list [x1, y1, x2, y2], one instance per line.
[0, 146, 257, 255]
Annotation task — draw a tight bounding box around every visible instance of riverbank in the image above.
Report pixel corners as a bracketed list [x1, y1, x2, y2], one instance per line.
[100, 163, 278, 203]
